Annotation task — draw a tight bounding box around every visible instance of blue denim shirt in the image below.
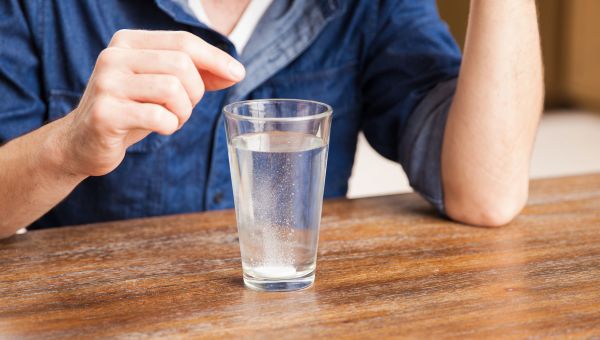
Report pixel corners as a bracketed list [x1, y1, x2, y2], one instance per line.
[0, 0, 461, 229]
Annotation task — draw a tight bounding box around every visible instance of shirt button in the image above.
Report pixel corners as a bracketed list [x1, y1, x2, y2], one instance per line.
[213, 191, 224, 205]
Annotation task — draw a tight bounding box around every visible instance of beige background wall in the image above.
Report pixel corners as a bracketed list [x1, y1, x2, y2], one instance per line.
[562, 1, 600, 110]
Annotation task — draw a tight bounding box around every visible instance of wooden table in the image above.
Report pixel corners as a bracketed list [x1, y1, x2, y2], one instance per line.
[1, 174, 599, 338]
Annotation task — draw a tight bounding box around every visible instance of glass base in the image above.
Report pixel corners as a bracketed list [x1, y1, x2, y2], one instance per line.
[243, 271, 315, 292]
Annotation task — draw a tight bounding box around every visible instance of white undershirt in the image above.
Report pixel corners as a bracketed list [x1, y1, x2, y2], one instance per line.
[187, 0, 273, 54]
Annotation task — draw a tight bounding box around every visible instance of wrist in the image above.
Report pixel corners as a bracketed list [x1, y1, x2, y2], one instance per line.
[40, 115, 87, 182]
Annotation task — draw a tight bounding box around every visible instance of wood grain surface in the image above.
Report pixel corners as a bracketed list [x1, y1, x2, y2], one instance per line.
[1, 174, 599, 338]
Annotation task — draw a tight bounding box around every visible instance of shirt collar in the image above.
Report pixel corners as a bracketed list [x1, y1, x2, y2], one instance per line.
[154, 0, 209, 28]
[229, 0, 342, 101]
[154, 0, 342, 101]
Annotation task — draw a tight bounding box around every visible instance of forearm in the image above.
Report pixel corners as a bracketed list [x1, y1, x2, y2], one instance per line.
[0, 118, 85, 237]
[442, 0, 543, 226]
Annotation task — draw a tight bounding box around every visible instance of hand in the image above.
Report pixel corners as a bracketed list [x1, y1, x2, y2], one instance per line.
[57, 30, 245, 177]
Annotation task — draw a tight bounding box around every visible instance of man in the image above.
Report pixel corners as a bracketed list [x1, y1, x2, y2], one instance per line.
[0, 0, 543, 238]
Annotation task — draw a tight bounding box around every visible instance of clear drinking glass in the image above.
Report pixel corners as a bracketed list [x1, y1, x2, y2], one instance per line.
[223, 99, 333, 292]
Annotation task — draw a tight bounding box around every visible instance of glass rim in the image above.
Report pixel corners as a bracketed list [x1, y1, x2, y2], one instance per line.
[223, 98, 333, 122]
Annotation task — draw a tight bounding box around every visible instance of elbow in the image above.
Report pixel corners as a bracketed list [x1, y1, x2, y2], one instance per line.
[0, 229, 16, 240]
[444, 189, 528, 227]
[0, 223, 21, 240]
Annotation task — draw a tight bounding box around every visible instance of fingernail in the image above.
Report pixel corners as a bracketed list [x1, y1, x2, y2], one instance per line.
[228, 60, 246, 80]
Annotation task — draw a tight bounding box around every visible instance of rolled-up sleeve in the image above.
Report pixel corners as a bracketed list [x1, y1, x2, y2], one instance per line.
[0, 0, 45, 144]
[398, 79, 456, 213]
[360, 0, 461, 214]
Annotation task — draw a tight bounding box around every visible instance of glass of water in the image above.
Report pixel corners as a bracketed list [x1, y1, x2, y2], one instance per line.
[223, 99, 332, 292]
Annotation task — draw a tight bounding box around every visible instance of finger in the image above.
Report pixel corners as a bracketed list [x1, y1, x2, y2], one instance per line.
[200, 72, 241, 91]
[100, 47, 206, 105]
[113, 74, 193, 128]
[109, 30, 245, 90]
[112, 100, 180, 136]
